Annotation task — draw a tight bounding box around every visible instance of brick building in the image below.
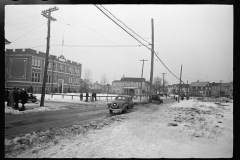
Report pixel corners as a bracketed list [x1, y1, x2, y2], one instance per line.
[5, 48, 82, 93]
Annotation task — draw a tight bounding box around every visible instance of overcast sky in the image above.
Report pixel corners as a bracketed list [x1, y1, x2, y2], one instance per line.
[5, 4, 233, 85]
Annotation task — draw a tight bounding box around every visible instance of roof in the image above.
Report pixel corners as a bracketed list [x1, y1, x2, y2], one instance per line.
[120, 77, 145, 82]
[211, 82, 220, 86]
[190, 82, 209, 87]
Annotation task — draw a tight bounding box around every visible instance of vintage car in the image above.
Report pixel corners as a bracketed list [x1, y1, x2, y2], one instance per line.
[149, 94, 163, 104]
[108, 95, 134, 113]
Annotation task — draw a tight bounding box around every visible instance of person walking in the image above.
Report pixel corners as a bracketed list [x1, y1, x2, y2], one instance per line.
[94, 92, 97, 101]
[14, 88, 20, 109]
[19, 88, 28, 111]
[80, 92, 83, 101]
[8, 88, 14, 107]
[85, 92, 89, 102]
[91, 92, 94, 102]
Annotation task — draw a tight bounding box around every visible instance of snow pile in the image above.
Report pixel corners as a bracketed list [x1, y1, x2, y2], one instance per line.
[5, 106, 67, 115]
[5, 114, 128, 158]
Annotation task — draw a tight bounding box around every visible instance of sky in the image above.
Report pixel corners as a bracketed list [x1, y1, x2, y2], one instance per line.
[5, 4, 233, 85]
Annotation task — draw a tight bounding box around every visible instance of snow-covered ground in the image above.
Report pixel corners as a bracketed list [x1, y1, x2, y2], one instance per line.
[5, 99, 233, 158]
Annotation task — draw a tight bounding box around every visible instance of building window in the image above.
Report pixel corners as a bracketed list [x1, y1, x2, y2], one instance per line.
[65, 65, 68, 72]
[32, 72, 40, 82]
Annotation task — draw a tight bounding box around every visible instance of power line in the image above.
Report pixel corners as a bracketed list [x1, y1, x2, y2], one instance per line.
[10, 23, 46, 43]
[95, 5, 183, 84]
[99, 5, 151, 44]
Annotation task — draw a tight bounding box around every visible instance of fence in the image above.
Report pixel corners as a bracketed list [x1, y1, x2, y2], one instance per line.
[48, 93, 149, 101]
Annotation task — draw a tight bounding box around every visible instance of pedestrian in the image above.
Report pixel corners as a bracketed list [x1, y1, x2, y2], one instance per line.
[14, 87, 20, 109]
[91, 92, 94, 102]
[8, 88, 14, 107]
[94, 92, 97, 101]
[80, 92, 83, 101]
[85, 92, 89, 102]
[19, 88, 28, 111]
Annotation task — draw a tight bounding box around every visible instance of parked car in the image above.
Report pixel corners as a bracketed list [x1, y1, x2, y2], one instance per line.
[149, 94, 163, 104]
[108, 95, 134, 114]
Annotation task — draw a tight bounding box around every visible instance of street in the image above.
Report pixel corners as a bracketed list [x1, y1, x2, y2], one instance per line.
[5, 101, 110, 139]
[5, 99, 173, 139]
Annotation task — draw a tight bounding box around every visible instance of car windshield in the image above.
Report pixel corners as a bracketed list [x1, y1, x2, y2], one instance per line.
[115, 96, 128, 101]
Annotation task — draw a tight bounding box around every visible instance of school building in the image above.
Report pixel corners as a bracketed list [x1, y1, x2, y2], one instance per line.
[5, 48, 82, 93]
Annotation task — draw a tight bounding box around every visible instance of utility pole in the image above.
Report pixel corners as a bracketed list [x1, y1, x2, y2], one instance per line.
[219, 80, 223, 97]
[140, 59, 148, 101]
[149, 18, 154, 102]
[187, 80, 188, 97]
[178, 65, 182, 103]
[162, 73, 167, 94]
[51, 56, 54, 93]
[40, 6, 58, 107]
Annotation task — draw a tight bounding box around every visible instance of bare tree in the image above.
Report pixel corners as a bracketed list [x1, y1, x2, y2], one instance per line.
[84, 68, 92, 82]
[101, 73, 109, 93]
[153, 76, 162, 93]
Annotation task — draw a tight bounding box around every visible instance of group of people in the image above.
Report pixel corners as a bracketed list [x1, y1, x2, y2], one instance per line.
[79, 92, 97, 102]
[5, 87, 28, 111]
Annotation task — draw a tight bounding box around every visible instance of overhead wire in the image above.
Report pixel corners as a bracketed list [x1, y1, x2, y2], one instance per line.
[10, 23, 46, 43]
[100, 5, 151, 44]
[95, 5, 184, 84]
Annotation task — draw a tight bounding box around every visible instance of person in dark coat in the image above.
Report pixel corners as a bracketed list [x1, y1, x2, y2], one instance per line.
[80, 92, 83, 101]
[94, 92, 97, 101]
[8, 88, 14, 107]
[91, 92, 94, 102]
[19, 88, 28, 111]
[85, 92, 89, 102]
[14, 88, 20, 109]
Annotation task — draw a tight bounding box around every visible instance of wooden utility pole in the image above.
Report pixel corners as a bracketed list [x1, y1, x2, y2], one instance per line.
[40, 6, 58, 107]
[149, 18, 154, 102]
[162, 73, 167, 94]
[140, 59, 148, 101]
[178, 65, 182, 102]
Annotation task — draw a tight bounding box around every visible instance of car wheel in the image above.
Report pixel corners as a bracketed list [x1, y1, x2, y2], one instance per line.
[32, 98, 37, 103]
[109, 110, 113, 113]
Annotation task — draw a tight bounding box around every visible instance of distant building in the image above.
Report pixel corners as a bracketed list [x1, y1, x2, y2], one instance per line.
[5, 48, 82, 93]
[111, 76, 150, 96]
[189, 80, 211, 97]
[171, 84, 189, 95]
[211, 82, 233, 97]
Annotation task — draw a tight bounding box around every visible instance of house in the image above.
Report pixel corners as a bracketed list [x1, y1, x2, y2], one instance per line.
[167, 85, 173, 93]
[211, 82, 220, 97]
[210, 82, 233, 97]
[111, 76, 150, 96]
[171, 84, 189, 95]
[189, 81, 212, 97]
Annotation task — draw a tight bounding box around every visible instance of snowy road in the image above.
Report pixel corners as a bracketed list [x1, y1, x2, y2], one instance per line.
[5, 102, 111, 139]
